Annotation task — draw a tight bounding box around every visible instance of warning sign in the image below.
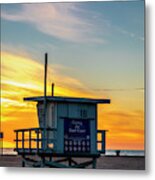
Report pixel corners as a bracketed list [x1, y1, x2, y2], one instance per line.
[64, 118, 90, 153]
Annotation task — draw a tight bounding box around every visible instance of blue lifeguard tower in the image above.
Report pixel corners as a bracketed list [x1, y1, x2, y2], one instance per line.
[14, 54, 110, 168]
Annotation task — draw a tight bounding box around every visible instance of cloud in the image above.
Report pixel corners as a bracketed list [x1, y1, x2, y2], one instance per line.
[1, 3, 105, 43]
[1, 51, 144, 149]
[1, 51, 98, 122]
[114, 26, 144, 41]
[0, 51, 102, 148]
[92, 88, 144, 92]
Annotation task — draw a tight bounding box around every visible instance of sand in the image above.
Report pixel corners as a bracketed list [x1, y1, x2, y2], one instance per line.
[0, 155, 145, 170]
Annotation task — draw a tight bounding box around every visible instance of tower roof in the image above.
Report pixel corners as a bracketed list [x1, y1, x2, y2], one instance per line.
[24, 96, 110, 104]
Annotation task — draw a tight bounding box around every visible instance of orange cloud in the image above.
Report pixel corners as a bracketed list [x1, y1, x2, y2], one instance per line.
[1, 51, 144, 150]
[98, 106, 144, 150]
[1, 51, 97, 147]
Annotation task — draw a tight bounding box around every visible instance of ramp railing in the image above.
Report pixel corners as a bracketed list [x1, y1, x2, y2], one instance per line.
[97, 130, 107, 154]
[14, 127, 57, 153]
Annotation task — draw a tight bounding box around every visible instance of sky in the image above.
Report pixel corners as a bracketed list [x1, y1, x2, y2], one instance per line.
[1, 0, 144, 150]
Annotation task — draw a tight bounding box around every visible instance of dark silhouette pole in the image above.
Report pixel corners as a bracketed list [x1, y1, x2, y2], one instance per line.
[43, 53, 48, 151]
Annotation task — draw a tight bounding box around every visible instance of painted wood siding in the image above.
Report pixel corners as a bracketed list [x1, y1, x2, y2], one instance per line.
[56, 103, 97, 154]
[37, 102, 98, 154]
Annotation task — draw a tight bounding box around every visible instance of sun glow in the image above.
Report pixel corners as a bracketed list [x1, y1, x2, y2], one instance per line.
[1, 51, 144, 150]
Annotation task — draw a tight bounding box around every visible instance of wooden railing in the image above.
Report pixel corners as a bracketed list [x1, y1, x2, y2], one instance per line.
[14, 128, 107, 155]
[14, 128, 57, 153]
[97, 130, 107, 154]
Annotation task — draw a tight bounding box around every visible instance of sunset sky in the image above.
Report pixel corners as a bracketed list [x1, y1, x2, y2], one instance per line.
[1, 1, 144, 150]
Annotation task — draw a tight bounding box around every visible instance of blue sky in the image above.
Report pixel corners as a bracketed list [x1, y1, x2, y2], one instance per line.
[1, 1, 144, 93]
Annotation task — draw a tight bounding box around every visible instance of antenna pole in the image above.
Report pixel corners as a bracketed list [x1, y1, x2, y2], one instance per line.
[44, 53, 48, 98]
[43, 53, 48, 151]
[51, 83, 54, 96]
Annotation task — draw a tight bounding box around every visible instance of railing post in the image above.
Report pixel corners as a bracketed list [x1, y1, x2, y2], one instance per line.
[16, 131, 18, 150]
[37, 129, 39, 152]
[92, 157, 97, 169]
[22, 131, 24, 151]
[29, 130, 31, 152]
[101, 131, 106, 154]
[47, 128, 50, 147]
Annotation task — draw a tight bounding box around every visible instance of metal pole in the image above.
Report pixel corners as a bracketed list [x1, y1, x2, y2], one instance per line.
[92, 157, 96, 169]
[0, 118, 3, 155]
[0, 132, 3, 156]
[51, 83, 54, 96]
[101, 131, 106, 154]
[43, 53, 48, 151]
[2, 137, 3, 156]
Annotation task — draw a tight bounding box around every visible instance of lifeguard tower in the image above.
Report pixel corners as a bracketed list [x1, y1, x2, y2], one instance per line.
[14, 53, 110, 168]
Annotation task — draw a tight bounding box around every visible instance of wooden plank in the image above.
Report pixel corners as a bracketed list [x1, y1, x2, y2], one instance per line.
[29, 130, 31, 151]
[71, 160, 93, 168]
[45, 160, 69, 168]
[16, 132, 18, 150]
[53, 158, 68, 163]
[14, 127, 57, 132]
[92, 157, 97, 169]
[36, 130, 39, 151]
[101, 131, 105, 153]
[22, 131, 24, 151]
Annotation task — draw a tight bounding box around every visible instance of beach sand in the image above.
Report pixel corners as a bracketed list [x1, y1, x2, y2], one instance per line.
[0, 155, 145, 170]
